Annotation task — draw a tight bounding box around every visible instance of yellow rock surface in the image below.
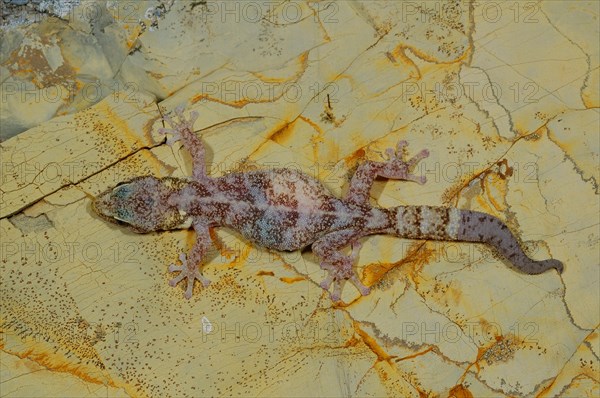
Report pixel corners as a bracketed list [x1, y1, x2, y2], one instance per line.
[1, 1, 597, 397]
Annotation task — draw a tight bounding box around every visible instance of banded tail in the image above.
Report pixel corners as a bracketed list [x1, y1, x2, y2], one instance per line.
[389, 205, 563, 275]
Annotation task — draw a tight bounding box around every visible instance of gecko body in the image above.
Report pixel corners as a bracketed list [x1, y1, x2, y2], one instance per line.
[93, 108, 563, 301]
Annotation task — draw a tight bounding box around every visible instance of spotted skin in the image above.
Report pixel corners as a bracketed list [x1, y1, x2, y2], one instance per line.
[92, 108, 563, 301]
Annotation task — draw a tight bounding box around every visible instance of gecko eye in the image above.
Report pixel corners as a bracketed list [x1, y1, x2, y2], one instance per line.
[112, 184, 132, 199]
[115, 208, 134, 223]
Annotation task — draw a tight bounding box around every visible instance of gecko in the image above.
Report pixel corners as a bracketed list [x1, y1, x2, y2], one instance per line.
[92, 107, 563, 301]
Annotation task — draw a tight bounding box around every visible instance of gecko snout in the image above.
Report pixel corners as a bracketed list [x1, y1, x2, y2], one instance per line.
[91, 190, 113, 217]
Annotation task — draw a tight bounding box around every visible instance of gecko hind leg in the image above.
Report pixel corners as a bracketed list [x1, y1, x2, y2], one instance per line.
[312, 231, 370, 302]
[346, 140, 429, 206]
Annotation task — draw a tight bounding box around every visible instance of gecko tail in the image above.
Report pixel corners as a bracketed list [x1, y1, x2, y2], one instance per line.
[391, 206, 563, 275]
[454, 208, 564, 275]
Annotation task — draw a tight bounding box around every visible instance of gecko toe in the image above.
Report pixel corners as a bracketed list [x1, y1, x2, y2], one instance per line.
[174, 105, 186, 116]
[385, 148, 396, 159]
[168, 264, 182, 272]
[350, 275, 370, 296]
[319, 272, 334, 291]
[331, 282, 343, 302]
[196, 273, 211, 287]
[169, 273, 185, 287]
[329, 289, 341, 302]
[396, 140, 408, 153]
[188, 111, 199, 124]
[185, 276, 195, 299]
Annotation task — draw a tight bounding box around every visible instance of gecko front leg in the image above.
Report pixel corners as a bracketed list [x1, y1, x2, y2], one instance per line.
[346, 140, 429, 206]
[159, 106, 208, 181]
[312, 230, 370, 302]
[168, 220, 212, 299]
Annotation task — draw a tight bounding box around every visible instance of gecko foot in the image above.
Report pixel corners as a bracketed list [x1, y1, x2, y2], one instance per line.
[319, 255, 370, 302]
[159, 106, 199, 146]
[168, 252, 211, 299]
[382, 140, 429, 184]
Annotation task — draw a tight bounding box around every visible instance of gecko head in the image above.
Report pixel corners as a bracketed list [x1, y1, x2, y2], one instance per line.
[92, 176, 189, 233]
